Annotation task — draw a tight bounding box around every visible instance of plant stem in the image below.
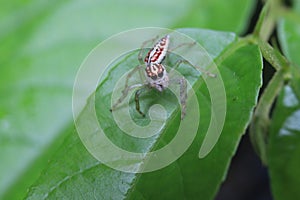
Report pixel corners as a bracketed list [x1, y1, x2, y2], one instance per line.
[249, 0, 296, 164]
[258, 39, 290, 71]
[253, 0, 270, 38]
[253, 0, 280, 41]
[250, 69, 284, 165]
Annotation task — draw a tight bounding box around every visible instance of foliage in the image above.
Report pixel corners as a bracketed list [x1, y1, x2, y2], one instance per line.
[0, 0, 299, 199]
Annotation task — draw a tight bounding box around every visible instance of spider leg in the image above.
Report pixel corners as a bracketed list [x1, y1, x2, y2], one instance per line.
[179, 78, 187, 120]
[168, 41, 196, 52]
[134, 86, 148, 117]
[122, 65, 144, 92]
[170, 77, 187, 120]
[138, 35, 159, 64]
[110, 65, 145, 111]
[168, 40, 216, 78]
[110, 83, 144, 112]
[171, 59, 216, 78]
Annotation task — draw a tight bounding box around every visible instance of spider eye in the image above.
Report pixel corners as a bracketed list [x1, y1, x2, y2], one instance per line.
[158, 72, 164, 78]
[151, 75, 158, 80]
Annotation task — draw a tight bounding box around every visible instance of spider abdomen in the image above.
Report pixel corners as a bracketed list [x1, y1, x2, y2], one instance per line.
[144, 35, 170, 65]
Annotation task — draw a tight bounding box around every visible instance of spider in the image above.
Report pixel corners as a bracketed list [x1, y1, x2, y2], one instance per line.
[110, 35, 215, 120]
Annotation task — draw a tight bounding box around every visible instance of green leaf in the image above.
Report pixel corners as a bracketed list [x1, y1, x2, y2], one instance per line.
[268, 83, 300, 200]
[269, 2, 300, 199]
[268, 83, 300, 199]
[0, 1, 255, 199]
[26, 29, 262, 199]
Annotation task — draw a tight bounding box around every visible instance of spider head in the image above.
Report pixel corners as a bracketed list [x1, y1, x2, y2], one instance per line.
[145, 63, 169, 91]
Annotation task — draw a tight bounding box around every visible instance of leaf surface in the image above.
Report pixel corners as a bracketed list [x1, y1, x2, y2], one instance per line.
[26, 29, 262, 200]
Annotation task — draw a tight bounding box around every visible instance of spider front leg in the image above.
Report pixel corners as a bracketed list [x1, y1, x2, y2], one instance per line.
[110, 65, 144, 112]
[110, 83, 143, 112]
[134, 86, 148, 117]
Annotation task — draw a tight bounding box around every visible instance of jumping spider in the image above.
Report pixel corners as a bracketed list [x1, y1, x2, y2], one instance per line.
[110, 35, 215, 120]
